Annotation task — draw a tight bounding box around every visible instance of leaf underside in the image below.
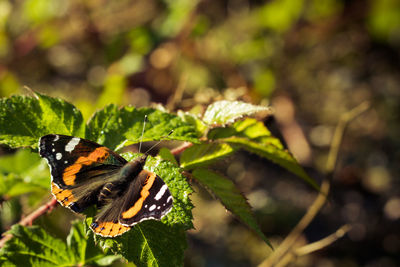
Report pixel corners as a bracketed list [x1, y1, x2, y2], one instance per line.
[202, 100, 270, 125]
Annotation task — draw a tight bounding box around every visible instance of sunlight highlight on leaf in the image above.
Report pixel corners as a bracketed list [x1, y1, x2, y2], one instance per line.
[203, 100, 271, 126]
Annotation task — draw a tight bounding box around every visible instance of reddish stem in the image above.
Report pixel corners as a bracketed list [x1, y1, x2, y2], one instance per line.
[0, 198, 58, 248]
[170, 142, 193, 155]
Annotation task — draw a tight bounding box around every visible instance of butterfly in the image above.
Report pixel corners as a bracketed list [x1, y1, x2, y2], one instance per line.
[38, 134, 173, 237]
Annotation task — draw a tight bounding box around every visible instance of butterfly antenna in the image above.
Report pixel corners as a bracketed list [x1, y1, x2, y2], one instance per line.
[138, 115, 148, 153]
[144, 130, 174, 154]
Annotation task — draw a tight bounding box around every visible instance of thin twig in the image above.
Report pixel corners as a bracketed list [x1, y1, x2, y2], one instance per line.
[295, 224, 352, 256]
[274, 224, 352, 267]
[260, 179, 330, 267]
[259, 102, 370, 267]
[0, 198, 58, 248]
[167, 74, 188, 111]
[170, 142, 193, 155]
[325, 101, 370, 174]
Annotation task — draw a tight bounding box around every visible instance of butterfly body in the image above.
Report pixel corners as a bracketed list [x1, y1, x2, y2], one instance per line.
[39, 134, 173, 237]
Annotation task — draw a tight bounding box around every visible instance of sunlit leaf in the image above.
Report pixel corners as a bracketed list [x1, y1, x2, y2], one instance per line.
[0, 94, 85, 149]
[227, 137, 318, 190]
[158, 147, 178, 166]
[202, 100, 271, 126]
[209, 118, 319, 190]
[107, 221, 186, 267]
[180, 143, 236, 169]
[87, 104, 199, 150]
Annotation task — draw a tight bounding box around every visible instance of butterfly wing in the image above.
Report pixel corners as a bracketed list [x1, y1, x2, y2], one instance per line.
[119, 169, 173, 226]
[90, 169, 173, 237]
[39, 134, 127, 212]
[90, 195, 131, 237]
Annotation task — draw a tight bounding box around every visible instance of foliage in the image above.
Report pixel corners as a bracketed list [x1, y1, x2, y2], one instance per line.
[0, 93, 317, 266]
[0, 221, 122, 266]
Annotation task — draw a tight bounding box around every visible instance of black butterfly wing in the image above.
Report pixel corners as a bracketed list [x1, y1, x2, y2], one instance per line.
[39, 134, 127, 212]
[119, 169, 173, 226]
[90, 169, 173, 237]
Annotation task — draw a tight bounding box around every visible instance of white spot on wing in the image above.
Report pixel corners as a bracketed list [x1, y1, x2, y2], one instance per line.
[149, 204, 156, 211]
[56, 153, 62, 160]
[54, 135, 59, 141]
[52, 148, 55, 152]
[155, 184, 168, 200]
[167, 196, 173, 203]
[65, 138, 80, 152]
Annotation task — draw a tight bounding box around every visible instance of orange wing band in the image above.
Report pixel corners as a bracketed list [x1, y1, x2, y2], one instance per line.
[51, 182, 76, 206]
[91, 221, 130, 237]
[121, 172, 156, 219]
[62, 147, 109, 186]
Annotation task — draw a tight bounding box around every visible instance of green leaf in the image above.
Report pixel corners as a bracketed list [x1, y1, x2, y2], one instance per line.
[209, 119, 319, 190]
[67, 221, 121, 266]
[0, 94, 85, 149]
[110, 221, 186, 267]
[192, 169, 272, 248]
[85, 104, 122, 149]
[87, 105, 199, 150]
[0, 150, 49, 200]
[226, 137, 319, 191]
[0, 149, 40, 174]
[177, 110, 207, 137]
[202, 100, 271, 126]
[158, 147, 178, 166]
[0, 222, 120, 267]
[4, 178, 47, 198]
[0, 96, 42, 148]
[36, 92, 85, 138]
[208, 117, 279, 145]
[180, 143, 236, 170]
[0, 225, 73, 266]
[66, 221, 89, 264]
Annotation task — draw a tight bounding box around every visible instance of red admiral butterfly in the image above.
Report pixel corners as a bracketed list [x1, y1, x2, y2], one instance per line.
[39, 134, 173, 237]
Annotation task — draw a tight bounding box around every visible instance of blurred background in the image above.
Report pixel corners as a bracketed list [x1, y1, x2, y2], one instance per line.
[0, 0, 399, 266]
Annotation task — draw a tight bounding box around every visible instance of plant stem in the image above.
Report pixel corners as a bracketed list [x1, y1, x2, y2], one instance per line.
[259, 101, 370, 267]
[0, 198, 58, 248]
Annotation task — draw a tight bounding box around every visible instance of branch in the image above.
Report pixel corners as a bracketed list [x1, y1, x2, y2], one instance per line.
[274, 224, 352, 267]
[0, 198, 58, 248]
[295, 224, 352, 256]
[170, 141, 193, 155]
[259, 102, 370, 267]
